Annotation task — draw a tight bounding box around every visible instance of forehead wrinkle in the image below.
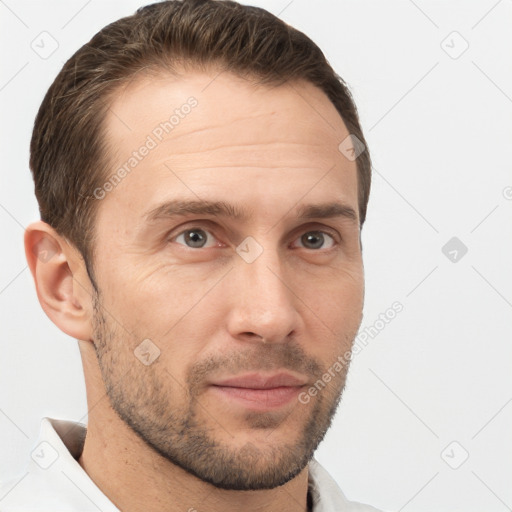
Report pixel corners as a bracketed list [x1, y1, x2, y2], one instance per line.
[104, 77, 343, 154]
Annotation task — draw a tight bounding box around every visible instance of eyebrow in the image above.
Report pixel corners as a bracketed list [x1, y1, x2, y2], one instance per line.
[144, 199, 359, 225]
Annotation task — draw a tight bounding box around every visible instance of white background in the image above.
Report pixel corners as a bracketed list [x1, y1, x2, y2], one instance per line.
[1, 1, 511, 511]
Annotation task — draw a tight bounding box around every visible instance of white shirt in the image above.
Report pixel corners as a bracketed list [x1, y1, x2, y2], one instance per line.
[0, 418, 385, 511]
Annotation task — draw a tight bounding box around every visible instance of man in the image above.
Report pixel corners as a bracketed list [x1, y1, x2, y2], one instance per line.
[0, 0, 384, 510]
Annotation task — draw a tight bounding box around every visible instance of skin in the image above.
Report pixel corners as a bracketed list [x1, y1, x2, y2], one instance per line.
[25, 68, 364, 512]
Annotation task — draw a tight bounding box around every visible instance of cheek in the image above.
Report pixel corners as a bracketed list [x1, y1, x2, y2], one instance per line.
[100, 261, 205, 332]
[308, 270, 364, 359]
[310, 266, 364, 322]
[102, 275, 220, 387]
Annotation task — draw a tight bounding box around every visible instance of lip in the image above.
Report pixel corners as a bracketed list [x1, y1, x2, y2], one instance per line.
[211, 372, 308, 389]
[209, 372, 308, 411]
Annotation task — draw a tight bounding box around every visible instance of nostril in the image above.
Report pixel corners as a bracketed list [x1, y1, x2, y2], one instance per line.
[241, 333, 267, 343]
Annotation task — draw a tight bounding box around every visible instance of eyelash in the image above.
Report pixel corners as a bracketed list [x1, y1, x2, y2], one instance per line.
[169, 224, 339, 251]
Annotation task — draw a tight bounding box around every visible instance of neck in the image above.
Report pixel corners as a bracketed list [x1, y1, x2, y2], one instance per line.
[77, 341, 311, 512]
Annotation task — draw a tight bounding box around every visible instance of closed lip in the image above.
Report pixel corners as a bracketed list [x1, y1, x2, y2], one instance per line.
[210, 372, 308, 389]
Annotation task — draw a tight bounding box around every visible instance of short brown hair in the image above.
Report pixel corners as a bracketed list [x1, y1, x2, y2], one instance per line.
[30, 0, 372, 289]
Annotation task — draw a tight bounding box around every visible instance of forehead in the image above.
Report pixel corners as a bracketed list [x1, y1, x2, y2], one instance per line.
[98, 68, 358, 227]
[106, 68, 349, 134]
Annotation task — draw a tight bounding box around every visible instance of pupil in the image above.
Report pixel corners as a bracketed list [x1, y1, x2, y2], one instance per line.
[304, 232, 323, 249]
[187, 230, 205, 247]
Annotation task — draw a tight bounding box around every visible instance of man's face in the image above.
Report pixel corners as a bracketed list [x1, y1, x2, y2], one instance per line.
[89, 69, 364, 490]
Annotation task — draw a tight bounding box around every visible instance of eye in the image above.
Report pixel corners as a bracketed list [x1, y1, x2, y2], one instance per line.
[173, 227, 218, 249]
[293, 230, 336, 250]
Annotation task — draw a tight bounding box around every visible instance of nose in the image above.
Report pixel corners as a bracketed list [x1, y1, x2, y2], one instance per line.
[225, 246, 301, 345]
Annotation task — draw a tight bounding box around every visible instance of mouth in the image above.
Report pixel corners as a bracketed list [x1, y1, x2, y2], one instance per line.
[209, 372, 308, 410]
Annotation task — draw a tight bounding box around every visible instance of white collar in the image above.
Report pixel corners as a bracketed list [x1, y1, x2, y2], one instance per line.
[1, 417, 381, 511]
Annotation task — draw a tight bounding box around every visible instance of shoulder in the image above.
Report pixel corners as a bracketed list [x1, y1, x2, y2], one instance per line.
[308, 458, 389, 512]
[0, 469, 104, 512]
[0, 417, 118, 512]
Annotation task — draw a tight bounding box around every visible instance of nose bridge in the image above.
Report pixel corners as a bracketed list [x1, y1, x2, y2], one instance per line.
[245, 247, 287, 306]
[228, 237, 298, 342]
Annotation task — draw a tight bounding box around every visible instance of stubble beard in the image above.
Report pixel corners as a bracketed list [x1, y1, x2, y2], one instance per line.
[91, 292, 352, 490]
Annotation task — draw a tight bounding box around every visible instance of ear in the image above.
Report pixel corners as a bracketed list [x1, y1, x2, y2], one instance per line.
[24, 221, 94, 342]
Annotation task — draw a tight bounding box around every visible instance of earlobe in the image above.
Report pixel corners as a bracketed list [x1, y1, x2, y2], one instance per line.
[24, 221, 94, 341]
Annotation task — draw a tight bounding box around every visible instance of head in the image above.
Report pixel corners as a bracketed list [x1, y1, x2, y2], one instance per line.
[26, 0, 371, 491]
